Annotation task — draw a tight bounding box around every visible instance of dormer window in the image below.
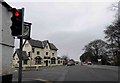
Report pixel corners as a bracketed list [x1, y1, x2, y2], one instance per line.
[46, 46, 48, 49]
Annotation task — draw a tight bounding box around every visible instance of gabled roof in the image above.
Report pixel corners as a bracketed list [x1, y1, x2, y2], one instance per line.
[49, 43, 58, 51]
[13, 49, 29, 60]
[28, 39, 58, 51]
[28, 39, 44, 48]
[42, 40, 48, 47]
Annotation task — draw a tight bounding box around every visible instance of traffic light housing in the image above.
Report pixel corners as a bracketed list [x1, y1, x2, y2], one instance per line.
[10, 8, 23, 36]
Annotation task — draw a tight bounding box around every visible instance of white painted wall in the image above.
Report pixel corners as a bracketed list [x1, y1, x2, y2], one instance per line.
[0, 3, 14, 76]
[0, 3, 2, 76]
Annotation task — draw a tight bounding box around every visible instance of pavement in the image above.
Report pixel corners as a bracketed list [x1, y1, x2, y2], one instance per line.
[87, 64, 119, 71]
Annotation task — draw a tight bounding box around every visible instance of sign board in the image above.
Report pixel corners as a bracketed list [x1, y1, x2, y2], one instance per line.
[18, 22, 32, 40]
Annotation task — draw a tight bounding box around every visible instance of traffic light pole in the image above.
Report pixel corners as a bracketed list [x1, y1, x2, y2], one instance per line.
[18, 37, 23, 83]
[18, 8, 24, 83]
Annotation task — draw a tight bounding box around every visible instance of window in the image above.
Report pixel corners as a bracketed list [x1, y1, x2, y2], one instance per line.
[28, 52, 31, 57]
[51, 57, 56, 64]
[46, 52, 48, 55]
[35, 58, 41, 65]
[44, 56, 47, 59]
[51, 59, 56, 64]
[37, 51, 40, 55]
[52, 53, 54, 56]
[48, 57, 50, 59]
[44, 56, 50, 59]
[44, 61, 46, 63]
[32, 48, 35, 53]
[23, 60, 27, 65]
[35, 59, 41, 64]
[46, 46, 48, 49]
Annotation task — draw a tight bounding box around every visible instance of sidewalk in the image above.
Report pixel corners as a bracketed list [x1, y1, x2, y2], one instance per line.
[87, 65, 119, 71]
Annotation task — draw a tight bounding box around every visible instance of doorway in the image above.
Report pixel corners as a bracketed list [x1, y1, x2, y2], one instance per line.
[45, 60, 48, 66]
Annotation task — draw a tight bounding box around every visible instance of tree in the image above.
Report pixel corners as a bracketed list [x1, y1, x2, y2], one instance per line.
[83, 39, 108, 62]
[104, 20, 120, 50]
[104, 10, 120, 66]
[104, 1, 120, 65]
[80, 51, 94, 62]
[61, 55, 69, 65]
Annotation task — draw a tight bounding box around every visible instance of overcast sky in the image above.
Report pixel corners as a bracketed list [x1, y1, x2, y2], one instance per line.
[5, 0, 118, 61]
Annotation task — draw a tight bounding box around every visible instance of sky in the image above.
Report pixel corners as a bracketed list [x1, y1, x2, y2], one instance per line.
[5, 0, 118, 61]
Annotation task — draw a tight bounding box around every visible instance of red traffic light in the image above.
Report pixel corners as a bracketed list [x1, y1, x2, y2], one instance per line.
[10, 8, 23, 36]
[11, 8, 20, 17]
[15, 11, 20, 17]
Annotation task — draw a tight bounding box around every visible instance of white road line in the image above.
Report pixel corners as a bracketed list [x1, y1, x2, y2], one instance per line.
[35, 78, 52, 83]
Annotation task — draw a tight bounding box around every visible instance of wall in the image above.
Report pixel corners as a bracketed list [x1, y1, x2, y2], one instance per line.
[0, 3, 2, 76]
[0, 3, 14, 76]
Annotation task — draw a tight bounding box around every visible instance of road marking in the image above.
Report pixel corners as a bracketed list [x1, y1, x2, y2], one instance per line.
[35, 78, 52, 83]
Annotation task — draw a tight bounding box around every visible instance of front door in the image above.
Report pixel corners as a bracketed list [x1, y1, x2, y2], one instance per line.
[46, 60, 48, 66]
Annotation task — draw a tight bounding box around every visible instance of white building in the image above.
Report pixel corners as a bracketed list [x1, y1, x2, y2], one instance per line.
[13, 39, 63, 70]
[0, 1, 14, 82]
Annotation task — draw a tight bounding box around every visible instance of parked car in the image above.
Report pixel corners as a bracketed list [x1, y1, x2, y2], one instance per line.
[87, 61, 92, 65]
[67, 62, 75, 66]
[75, 61, 79, 65]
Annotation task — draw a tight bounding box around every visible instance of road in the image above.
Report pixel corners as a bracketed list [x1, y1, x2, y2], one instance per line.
[12, 65, 119, 83]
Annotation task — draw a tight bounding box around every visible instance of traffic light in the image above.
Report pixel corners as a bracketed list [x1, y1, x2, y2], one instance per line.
[10, 8, 23, 36]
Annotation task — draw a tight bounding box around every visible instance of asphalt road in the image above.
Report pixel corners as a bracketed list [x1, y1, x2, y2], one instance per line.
[12, 65, 119, 83]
